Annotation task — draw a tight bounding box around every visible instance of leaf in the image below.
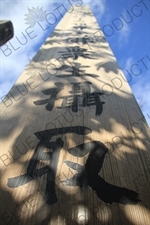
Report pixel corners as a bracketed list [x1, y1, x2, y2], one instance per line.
[24, 13, 30, 17]
[24, 15, 35, 20]
[25, 21, 32, 25]
[28, 7, 38, 18]
[39, 7, 44, 20]
[24, 6, 47, 27]
[32, 7, 37, 11]
[29, 20, 36, 28]
[38, 7, 46, 21]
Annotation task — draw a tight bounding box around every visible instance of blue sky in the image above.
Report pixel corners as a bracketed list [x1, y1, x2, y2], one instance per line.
[0, 0, 150, 125]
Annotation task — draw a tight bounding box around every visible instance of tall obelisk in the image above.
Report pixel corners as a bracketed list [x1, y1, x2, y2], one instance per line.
[0, 5, 150, 225]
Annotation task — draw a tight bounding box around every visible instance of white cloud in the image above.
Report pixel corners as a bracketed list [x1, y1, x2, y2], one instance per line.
[119, 57, 150, 126]
[114, 9, 132, 48]
[0, 0, 107, 99]
[122, 57, 134, 75]
[131, 75, 150, 126]
[119, 22, 130, 43]
[118, 21, 131, 47]
[123, 57, 134, 70]
[120, 57, 150, 126]
[1, 0, 149, 128]
[0, 0, 92, 97]
[118, 57, 134, 82]
[0, 1, 61, 98]
[83, 0, 106, 18]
